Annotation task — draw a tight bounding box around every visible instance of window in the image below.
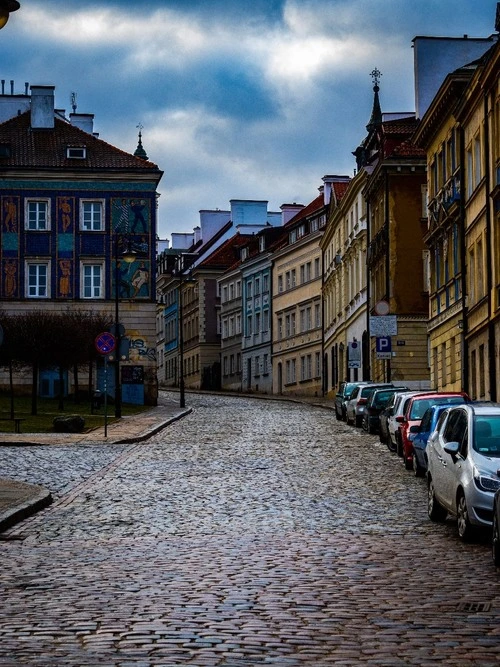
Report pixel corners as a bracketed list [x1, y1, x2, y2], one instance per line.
[255, 312, 261, 334]
[255, 277, 260, 295]
[246, 315, 252, 336]
[262, 309, 269, 332]
[314, 303, 321, 328]
[80, 200, 104, 231]
[222, 285, 228, 303]
[263, 354, 269, 375]
[255, 356, 260, 376]
[236, 280, 241, 297]
[26, 199, 49, 231]
[81, 263, 103, 298]
[314, 257, 320, 278]
[278, 317, 283, 340]
[67, 146, 86, 159]
[263, 274, 269, 292]
[286, 358, 296, 384]
[278, 275, 283, 293]
[247, 280, 253, 298]
[26, 262, 49, 298]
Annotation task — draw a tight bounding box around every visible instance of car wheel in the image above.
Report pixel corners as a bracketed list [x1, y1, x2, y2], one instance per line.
[492, 507, 500, 567]
[413, 454, 425, 478]
[396, 434, 403, 458]
[457, 491, 476, 542]
[335, 409, 342, 421]
[355, 416, 362, 428]
[387, 436, 396, 452]
[404, 454, 413, 470]
[379, 430, 386, 444]
[428, 478, 447, 522]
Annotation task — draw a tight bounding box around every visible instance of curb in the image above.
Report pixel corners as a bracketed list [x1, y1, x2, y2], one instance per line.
[0, 481, 53, 534]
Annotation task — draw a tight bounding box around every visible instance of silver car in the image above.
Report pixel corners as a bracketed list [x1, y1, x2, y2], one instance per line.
[426, 403, 500, 541]
[345, 383, 394, 427]
[386, 391, 425, 453]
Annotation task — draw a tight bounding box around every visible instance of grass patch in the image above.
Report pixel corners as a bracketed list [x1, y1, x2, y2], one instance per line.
[0, 393, 149, 434]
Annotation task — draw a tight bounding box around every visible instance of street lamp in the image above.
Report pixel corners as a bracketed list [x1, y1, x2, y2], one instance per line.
[113, 234, 136, 418]
[0, 1, 20, 30]
[175, 255, 196, 408]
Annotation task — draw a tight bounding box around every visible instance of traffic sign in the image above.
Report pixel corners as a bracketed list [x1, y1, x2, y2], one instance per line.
[376, 336, 392, 359]
[370, 315, 397, 337]
[348, 340, 361, 368]
[95, 332, 116, 355]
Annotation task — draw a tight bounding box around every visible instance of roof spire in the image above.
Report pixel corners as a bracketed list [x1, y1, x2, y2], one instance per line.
[366, 67, 382, 132]
[134, 122, 148, 160]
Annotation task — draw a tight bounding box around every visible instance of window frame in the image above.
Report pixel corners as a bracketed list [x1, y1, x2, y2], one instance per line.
[81, 261, 104, 299]
[80, 198, 105, 232]
[25, 198, 50, 231]
[25, 260, 50, 298]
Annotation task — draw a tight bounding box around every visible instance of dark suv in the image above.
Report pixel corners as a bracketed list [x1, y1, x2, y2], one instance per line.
[362, 386, 408, 434]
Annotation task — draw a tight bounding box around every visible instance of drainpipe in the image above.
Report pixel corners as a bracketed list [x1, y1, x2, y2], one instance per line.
[385, 170, 391, 383]
[366, 198, 372, 381]
[458, 127, 469, 393]
[484, 92, 497, 401]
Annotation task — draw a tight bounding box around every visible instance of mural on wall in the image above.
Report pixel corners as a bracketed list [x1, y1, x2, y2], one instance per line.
[58, 259, 72, 298]
[1, 196, 20, 298]
[114, 259, 151, 299]
[56, 196, 75, 298]
[3, 197, 18, 232]
[111, 196, 152, 300]
[58, 197, 74, 233]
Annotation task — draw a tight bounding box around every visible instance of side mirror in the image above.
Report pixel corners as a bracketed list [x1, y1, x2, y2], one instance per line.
[409, 425, 420, 434]
[444, 441, 460, 456]
[396, 416, 405, 424]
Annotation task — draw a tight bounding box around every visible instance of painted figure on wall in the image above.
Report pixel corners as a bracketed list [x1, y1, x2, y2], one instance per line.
[112, 197, 150, 234]
[114, 198, 131, 233]
[131, 262, 149, 297]
[3, 260, 17, 297]
[130, 200, 147, 233]
[58, 259, 72, 297]
[3, 198, 17, 232]
[58, 198, 72, 233]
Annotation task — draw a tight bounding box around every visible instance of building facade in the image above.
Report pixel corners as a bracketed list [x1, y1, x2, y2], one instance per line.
[0, 84, 163, 403]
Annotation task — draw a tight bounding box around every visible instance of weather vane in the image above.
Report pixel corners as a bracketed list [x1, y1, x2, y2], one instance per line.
[370, 68, 382, 90]
[70, 92, 77, 114]
[136, 122, 144, 132]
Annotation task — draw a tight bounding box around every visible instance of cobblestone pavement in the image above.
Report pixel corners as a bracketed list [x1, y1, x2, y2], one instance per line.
[0, 392, 499, 666]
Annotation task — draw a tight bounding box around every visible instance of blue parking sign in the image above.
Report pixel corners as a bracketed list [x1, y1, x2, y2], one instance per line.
[376, 337, 392, 359]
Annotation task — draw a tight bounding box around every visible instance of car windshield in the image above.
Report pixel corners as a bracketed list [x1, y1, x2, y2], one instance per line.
[372, 391, 395, 407]
[473, 415, 500, 457]
[409, 395, 464, 419]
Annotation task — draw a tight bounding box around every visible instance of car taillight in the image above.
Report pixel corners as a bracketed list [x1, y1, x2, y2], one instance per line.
[358, 398, 367, 405]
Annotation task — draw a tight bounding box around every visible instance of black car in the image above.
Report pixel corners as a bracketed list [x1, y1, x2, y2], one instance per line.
[493, 488, 500, 567]
[362, 386, 409, 434]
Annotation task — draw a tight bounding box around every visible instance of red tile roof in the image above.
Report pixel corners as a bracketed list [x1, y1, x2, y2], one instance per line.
[0, 111, 160, 171]
[198, 233, 256, 269]
[285, 194, 324, 228]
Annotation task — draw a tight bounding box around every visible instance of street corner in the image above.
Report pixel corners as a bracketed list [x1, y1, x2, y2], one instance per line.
[0, 478, 53, 534]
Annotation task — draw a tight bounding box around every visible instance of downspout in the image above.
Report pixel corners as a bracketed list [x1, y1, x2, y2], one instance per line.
[366, 197, 372, 381]
[484, 91, 497, 401]
[321, 246, 326, 396]
[385, 170, 391, 383]
[458, 127, 469, 393]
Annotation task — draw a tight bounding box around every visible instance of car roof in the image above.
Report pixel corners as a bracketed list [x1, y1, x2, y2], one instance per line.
[457, 404, 500, 416]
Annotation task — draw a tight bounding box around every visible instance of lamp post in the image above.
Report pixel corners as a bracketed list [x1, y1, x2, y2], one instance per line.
[0, 1, 20, 30]
[175, 255, 196, 409]
[113, 234, 136, 418]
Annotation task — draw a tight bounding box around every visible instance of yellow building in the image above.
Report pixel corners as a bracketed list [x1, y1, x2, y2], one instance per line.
[457, 41, 500, 401]
[271, 177, 350, 397]
[415, 40, 499, 399]
[321, 169, 366, 396]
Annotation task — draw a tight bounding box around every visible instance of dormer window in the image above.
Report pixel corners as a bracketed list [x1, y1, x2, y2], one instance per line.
[259, 236, 265, 252]
[241, 247, 249, 260]
[66, 146, 86, 159]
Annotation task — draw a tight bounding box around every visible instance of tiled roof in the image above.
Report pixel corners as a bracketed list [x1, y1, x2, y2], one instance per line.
[285, 194, 324, 228]
[392, 137, 426, 158]
[0, 111, 160, 171]
[381, 117, 420, 135]
[332, 180, 350, 202]
[198, 233, 256, 269]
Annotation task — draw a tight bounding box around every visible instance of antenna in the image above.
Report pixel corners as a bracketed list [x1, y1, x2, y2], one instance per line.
[70, 92, 77, 114]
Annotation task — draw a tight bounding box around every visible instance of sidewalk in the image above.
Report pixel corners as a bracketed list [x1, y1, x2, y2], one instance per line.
[0, 396, 191, 533]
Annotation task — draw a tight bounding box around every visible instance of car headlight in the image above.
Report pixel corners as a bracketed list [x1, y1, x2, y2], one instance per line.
[473, 468, 500, 492]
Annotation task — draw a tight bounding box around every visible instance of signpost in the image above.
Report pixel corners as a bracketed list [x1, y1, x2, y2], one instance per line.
[95, 332, 116, 438]
[376, 336, 392, 360]
[369, 315, 397, 337]
[348, 340, 361, 369]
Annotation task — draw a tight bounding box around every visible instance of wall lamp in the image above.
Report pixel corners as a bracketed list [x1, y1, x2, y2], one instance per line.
[0, 1, 20, 30]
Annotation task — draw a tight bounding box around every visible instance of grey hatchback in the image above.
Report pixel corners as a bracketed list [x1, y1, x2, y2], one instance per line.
[345, 383, 395, 427]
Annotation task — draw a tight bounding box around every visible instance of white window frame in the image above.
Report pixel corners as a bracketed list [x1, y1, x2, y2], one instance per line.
[80, 199, 105, 232]
[80, 261, 104, 299]
[26, 260, 50, 298]
[25, 198, 50, 231]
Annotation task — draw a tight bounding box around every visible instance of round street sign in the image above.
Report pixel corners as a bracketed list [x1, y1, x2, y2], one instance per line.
[95, 331, 116, 355]
[374, 300, 390, 316]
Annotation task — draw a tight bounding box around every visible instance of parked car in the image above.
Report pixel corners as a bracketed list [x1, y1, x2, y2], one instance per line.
[411, 403, 466, 477]
[345, 383, 394, 427]
[426, 403, 500, 541]
[400, 392, 469, 470]
[493, 488, 500, 567]
[362, 386, 408, 434]
[334, 381, 371, 421]
[386, 391, 426, 452]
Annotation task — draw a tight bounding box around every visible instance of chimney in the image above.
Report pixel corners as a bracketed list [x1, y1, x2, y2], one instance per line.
[70, 113, 94, 135]
[322, 174, 351, 206]
[280, 203, 304, 225]
[30, 85, 55, 129]
[194, 226, 202, 244]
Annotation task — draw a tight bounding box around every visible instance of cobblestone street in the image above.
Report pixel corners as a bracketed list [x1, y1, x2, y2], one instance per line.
[1, 392, 499, 666]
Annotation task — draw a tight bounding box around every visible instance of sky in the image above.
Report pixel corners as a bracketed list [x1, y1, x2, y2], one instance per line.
[1, 0, 498, 239]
